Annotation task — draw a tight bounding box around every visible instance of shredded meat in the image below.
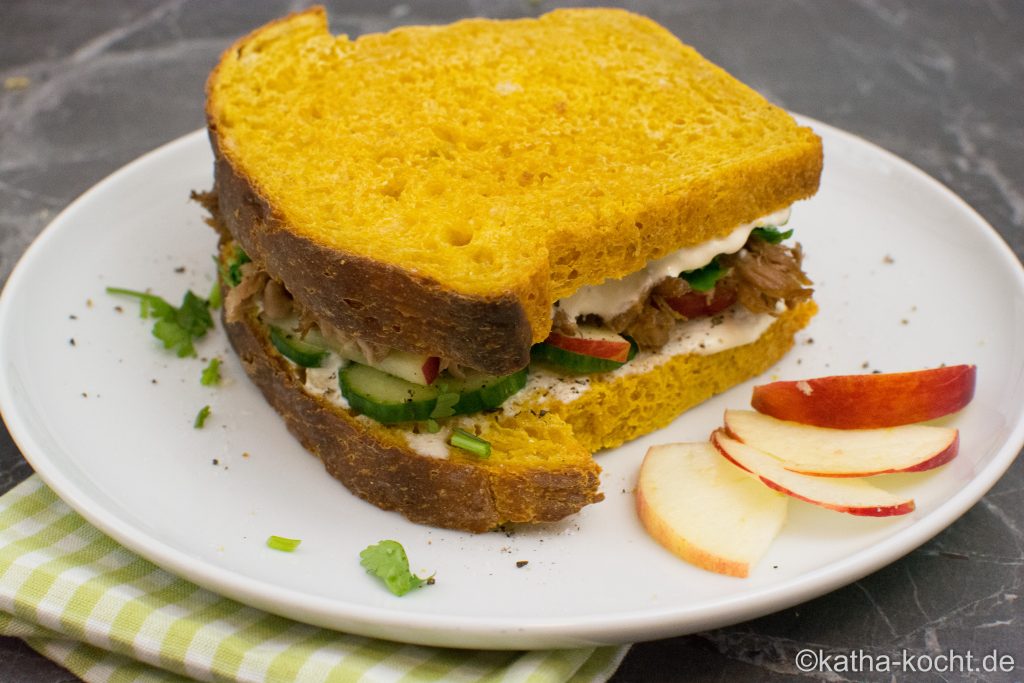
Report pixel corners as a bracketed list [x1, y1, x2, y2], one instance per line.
[651, 276, 691, 300]
[607, 285, 678, 351]
[189, 190, 229, 239]
[319, 320, 391, 365]
[262, 279, 294, 320]
[722, 240, 812, 314]
[620, 302, 676, 350]
[225, 262, 268, 323]
[551, 307, 578, 336]
[558, 235, 812, 352]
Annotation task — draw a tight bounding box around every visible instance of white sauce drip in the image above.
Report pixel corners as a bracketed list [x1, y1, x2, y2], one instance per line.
[557, 207, 791, 321]
[403, 429, 452, 459]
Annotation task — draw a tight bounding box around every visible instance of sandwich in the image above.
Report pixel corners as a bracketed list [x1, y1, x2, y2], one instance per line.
[197, 7, 822, 532]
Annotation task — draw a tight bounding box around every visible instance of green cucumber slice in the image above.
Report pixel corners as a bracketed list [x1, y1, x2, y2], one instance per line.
[270, 327, 329, 368]
[339, 364, 439, 423]
[531, 338, 638, 374]
[445, 369, 528, 415]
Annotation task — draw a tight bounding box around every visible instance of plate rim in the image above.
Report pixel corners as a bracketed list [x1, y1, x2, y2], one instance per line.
[2, 115, 1023, 649]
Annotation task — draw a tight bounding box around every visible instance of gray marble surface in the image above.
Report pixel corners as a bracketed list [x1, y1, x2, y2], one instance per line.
[1, 1, 1022, 681]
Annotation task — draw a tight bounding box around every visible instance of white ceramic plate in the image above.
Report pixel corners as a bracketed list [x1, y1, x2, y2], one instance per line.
[1, 118, 1022, 650]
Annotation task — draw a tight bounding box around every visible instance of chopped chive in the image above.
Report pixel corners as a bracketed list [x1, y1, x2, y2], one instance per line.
[266, 535, 302, 552]
[194, 405, 211, 428]
[201, 357, 222, 386]
[449, 428, 491, 458]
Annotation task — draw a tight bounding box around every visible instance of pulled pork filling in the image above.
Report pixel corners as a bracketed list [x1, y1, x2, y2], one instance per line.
[225, 232, 811, 361]
[554, 234, 812, 351]
[225, 258, 397, 366]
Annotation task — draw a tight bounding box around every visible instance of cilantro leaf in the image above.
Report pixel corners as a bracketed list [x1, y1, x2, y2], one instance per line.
[359, 540, 430, 596]
[194, 405, 211, 429]
[201, 358, 222, 386]
[429, 391, 460, 419]
[219, 246, 251, 287]
[751, 226, 794, 244]
[107, 287, 214, 357]
[680, 257, 725, 293]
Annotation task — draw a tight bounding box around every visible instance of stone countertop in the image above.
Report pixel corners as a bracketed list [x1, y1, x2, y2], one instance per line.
[1, 1, 1021, 681]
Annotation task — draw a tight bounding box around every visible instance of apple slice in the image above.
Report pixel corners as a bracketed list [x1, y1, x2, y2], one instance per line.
[546, 325, 632, 362]
[751, 365, 976, 429]
[636, 442, 787, 578]
[711, 431, 915, 517]
[724, 409, 958, 477]
[307, 328, 440, 386]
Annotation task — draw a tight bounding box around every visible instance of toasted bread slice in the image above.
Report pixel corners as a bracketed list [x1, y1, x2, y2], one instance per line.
[207, 7, 822, 374]
[224, 291, 815, 532]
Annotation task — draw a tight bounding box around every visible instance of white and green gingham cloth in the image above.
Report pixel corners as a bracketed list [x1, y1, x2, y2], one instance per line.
[0, 476, 628, 682]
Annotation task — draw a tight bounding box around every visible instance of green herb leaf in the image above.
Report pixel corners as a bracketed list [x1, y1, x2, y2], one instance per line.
[108, 287, 214, 357]
[429, 391, 460, 419]
[201, 358, 222, 386]
[449, 428, 491, 458]
[680, 257, 725, 293]
[194, 405, 211, 428]
[359, 540, 430, 596]
[266, 535, 302, 552]
[751, 226, 794, 244]
[424, 418, 441, 434]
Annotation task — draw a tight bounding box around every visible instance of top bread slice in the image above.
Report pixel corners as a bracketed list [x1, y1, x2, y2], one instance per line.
[206, 7, 822, 375]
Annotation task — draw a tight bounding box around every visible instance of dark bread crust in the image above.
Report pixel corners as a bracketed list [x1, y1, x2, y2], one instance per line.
[209, 133, 533, 376]
[222, 305, 601, 532]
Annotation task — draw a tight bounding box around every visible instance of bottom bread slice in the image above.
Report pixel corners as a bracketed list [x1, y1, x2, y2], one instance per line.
[224, 301, 815, 532]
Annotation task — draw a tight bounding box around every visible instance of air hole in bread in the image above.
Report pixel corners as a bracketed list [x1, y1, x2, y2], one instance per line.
[343, 298, 363, 310]
[445, 227, 473, 247]
[471, 247, 494, 264]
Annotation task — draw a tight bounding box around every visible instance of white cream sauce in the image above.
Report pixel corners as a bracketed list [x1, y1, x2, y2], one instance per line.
[557, 207, 791, 321]
[302, 355, 350, 409]
[403, 429, 452, 459]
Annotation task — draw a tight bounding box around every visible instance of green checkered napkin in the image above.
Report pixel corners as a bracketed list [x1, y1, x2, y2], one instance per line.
[0, 476, 628, 682]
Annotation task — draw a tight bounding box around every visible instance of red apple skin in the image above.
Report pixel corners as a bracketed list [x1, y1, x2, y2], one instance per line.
[755, 478, 916, 517]
[722, 423, 961, 478]
[722, 410, 960, 478]
[664, 285, 737, 319]
[781, 431, 958, 478]
[710, 431, 916, 517]
[421, 357, 441, 385]
[750, 365, 976, 429]
[545, 333, 631, 362]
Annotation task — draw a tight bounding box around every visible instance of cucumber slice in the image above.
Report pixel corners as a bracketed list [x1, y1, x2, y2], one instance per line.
[531, 338, 638, 374]
[298, 327, 438, 386]
[339, 363, 439, 423]
[270, 327, 329, 368]
[444, 369, 529, 415]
